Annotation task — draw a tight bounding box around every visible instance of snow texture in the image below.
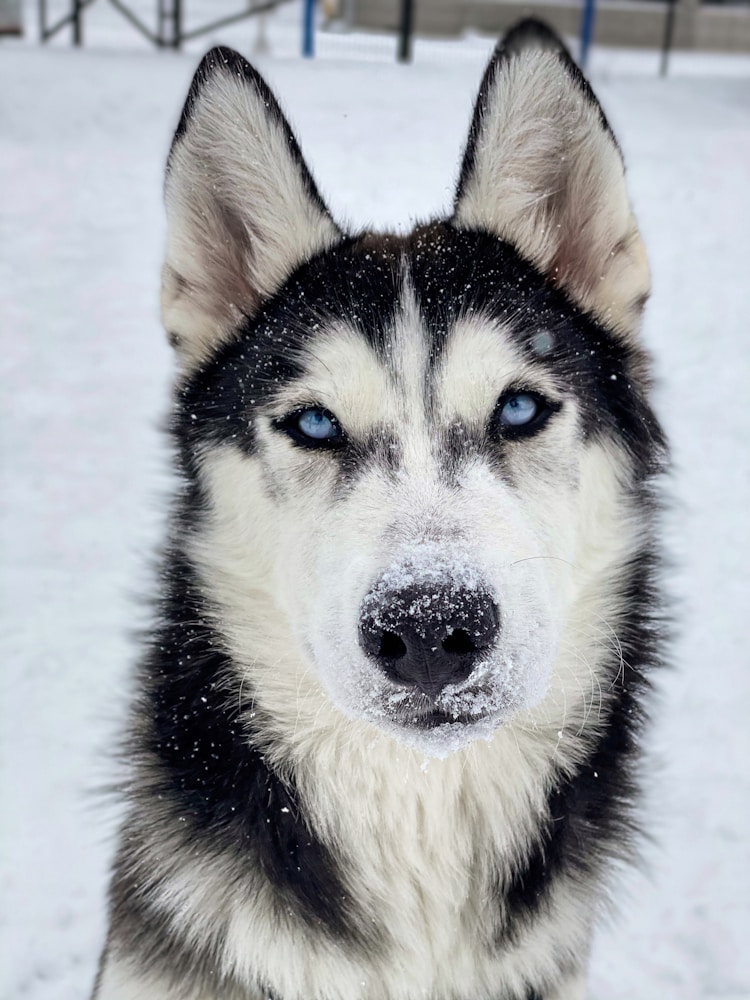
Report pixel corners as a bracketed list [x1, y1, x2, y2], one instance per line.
[1, 1, 749, 997]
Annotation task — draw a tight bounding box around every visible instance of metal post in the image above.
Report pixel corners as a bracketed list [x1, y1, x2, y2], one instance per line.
[157, 0, 165, 45]
[660, 0, 678, 77]
[579, 0, 596, 70]
[302, 0, 315, 57]
[73, 0, 83, 45]
[173, 0, 182, 48]
[253, 8, 270, 55]
[397, 0, 413, 63]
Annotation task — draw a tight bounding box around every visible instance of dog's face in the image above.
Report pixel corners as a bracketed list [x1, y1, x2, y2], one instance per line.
[164, 35, 655, 755]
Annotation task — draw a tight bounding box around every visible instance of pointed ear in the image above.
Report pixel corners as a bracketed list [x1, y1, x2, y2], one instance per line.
[453, 19, 649, 341]
[162, 47, 342, 369]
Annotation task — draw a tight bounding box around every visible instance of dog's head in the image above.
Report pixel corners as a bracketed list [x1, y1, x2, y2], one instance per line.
[163, 23, 661, 756]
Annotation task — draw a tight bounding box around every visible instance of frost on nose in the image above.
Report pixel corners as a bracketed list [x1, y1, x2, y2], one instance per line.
[358, 577, 500, 699]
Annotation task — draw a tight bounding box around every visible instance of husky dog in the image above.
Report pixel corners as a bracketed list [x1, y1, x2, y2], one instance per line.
[94, 19, 667, 1000]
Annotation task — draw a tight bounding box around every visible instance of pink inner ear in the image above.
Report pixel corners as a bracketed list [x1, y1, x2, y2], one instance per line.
[549, 223, 598, 297]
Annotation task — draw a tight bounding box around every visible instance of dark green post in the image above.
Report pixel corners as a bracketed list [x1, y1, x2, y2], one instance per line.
[397, 0, 413, 63]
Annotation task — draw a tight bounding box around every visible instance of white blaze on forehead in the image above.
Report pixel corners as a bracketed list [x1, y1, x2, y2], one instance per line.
[386, 285, 436, 473]
[435, 315, 556, 424]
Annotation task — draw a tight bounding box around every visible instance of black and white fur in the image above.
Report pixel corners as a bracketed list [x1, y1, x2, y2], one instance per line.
[94, 20, 667, 1000]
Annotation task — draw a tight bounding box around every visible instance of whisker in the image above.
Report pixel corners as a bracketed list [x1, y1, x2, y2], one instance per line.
[567, 613, 629, 690]
[509, 555, 576, 570]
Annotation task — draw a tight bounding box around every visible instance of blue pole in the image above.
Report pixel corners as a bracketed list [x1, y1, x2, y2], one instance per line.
[302, 0, 315, 57]
[579, 0, 596, 70]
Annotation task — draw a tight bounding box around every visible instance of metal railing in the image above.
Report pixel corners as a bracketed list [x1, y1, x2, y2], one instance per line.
[39, 0, 290, 48]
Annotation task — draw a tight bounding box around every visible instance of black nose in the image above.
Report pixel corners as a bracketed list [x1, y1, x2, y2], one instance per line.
[358, 584, 500, 698]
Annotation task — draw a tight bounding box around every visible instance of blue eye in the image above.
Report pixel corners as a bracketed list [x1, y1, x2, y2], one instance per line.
[499, 393, 539, 427]
[297, 408, 338, 440]
[276, 406, 343, 448]
[494, 390, 555, 438]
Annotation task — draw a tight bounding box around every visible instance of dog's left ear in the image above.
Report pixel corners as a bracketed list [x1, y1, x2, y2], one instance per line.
[453, 19, 649, 340]
[162, 48, 341, 370]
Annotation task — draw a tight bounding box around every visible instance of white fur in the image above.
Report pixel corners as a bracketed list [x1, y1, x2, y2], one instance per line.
[96, 958, 215, 1000]
[453, 49, 649, 341]
[98, 952, 588, 1000]
[548, 971, 588, 1000]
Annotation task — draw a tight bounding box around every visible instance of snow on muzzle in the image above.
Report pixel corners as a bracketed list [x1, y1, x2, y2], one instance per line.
[358, 574, 500, 700]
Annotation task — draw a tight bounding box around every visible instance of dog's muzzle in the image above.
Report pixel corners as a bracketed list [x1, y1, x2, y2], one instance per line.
[358, 581, 500, 698]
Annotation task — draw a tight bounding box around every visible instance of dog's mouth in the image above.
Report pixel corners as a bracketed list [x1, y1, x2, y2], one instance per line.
[383, 684, 500, 730]
[363, 681, 515, 756]
[406, 706, 492, 730]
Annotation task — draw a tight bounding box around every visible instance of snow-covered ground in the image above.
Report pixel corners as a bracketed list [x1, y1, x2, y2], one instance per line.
[1, 2, 749, 998]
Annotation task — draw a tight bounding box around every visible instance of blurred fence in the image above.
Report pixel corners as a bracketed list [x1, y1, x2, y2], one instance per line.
[29, 0, 750, 64]
[0, 0, 22, 33]
[345, 0, 750, 53]
[39, 0, 292, 47]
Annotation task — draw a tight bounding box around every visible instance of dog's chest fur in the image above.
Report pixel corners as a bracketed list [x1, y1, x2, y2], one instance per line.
[222, 726, 589, 1000]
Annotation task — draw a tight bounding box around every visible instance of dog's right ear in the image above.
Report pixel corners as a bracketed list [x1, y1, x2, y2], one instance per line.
[162, 48, 341, 370]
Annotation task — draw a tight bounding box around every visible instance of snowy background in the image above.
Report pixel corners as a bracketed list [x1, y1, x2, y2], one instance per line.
[1, 1, 749, 997]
